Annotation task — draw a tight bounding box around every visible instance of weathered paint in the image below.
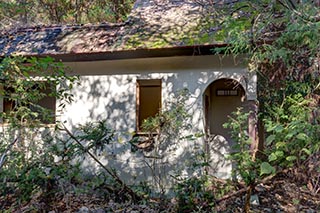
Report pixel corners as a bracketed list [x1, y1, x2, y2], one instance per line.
[62, 54, 255, 126]
[203, 78, 248, 177]
[58, 55, 256, 189]
[0, 54, 256, 191]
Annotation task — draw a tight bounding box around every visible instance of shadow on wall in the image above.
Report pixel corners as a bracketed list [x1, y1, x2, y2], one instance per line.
[59, 57, 251, 193]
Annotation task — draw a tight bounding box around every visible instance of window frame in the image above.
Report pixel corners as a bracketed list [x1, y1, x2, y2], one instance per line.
[136, 79, 162, 133]
[0, 80, 56, 125]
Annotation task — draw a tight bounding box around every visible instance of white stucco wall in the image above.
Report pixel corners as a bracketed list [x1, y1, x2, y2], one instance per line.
[58, 54, 256, 190]
[63, 55, 255, 127]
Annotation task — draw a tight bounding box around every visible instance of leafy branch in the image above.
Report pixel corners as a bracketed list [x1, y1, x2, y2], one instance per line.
[59, 123, 142, 202]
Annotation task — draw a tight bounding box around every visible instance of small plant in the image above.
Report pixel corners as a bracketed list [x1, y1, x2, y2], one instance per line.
[77, 120, 115, 154]
[264, 89, 320, 170]
[174, 176, 215, 212]
[223, 107, 268, 212]
[130, 89, 205, 199]
[223, 108, 258, 185]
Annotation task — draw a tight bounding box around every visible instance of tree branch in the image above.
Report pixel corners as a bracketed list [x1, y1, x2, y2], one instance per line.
[277, 0, 320, 22]
[0, 137, 19, 171]
[60, 124, 141, 202]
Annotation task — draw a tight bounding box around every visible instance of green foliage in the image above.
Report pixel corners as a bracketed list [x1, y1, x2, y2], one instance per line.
[131, 89, 205, 197]
[0, 56, 78, 126]
[0, 0, 135, 28]
[0, 115, 127, 208]
[260, 162, 275, 176]
[218, 3, 320, 204]
[174, 176, 215, 212]
[0, 56, 79, 206]
[0, 128, 83, 205]
[223, 108, 260, 185]
[213, 1, 320, 75]
[141, 88, 193, 139]
[263, 82, 320, 169]
[225, 81, 319, 183]
[77, 120, 115, 154]
[59, 121, 143, 203]
[215, 0, 320, 184]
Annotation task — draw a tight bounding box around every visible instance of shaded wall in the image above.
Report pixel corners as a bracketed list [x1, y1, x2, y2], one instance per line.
[58, 54, 256, 189]
[203, 78, 247, 177]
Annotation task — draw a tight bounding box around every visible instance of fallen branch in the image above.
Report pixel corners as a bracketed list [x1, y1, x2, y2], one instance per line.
[216, 186, 249, 204]
[215, 172, 277, 204]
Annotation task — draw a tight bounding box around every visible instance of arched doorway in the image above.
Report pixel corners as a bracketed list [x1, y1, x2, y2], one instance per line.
[204, 78, 246, 139]
[203, 78, 246, 177]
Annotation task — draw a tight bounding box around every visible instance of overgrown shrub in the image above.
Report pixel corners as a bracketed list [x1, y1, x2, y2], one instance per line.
[174, 176, 215, 212]
[130, 89, 205, 197]
[0, 56, 79, 207]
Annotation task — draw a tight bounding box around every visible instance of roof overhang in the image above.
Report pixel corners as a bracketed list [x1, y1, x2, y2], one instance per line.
[30, 44, 228, 62]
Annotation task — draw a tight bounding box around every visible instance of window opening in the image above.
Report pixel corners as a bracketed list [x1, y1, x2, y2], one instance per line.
[136, 79, 161, 132]
[2, 81, 56, 124]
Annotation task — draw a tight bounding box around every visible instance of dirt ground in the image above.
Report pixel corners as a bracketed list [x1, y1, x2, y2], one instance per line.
[216, 171, 320, 212]
[2, 168, 319, 212]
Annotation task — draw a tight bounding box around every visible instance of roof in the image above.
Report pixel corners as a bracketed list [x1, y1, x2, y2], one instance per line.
[0, 0, 228, 59]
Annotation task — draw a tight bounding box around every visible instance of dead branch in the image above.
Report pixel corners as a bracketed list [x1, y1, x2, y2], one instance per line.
[215, 172, 277, 204]
[215, 186, 248, 204]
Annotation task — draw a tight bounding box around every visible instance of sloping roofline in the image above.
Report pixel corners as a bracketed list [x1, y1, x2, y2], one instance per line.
[40, 44, 228, 62]
[0, 0, 228, 61]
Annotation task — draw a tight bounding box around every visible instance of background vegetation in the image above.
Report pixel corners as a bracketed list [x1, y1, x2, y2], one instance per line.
[0, 0, 319, 212]
[0, 0, 134, 29]
[213, 0, 320, 211]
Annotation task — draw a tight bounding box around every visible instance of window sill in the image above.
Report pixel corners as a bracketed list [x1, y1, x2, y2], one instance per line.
[0, 122, 56, 128]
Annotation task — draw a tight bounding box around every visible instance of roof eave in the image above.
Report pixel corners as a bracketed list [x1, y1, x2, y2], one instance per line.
[19, 44, 228, 62]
